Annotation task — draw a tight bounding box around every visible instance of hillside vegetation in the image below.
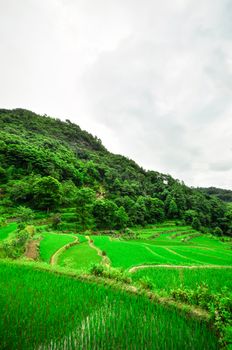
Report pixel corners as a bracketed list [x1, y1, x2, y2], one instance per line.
[0, 108, 231, 236]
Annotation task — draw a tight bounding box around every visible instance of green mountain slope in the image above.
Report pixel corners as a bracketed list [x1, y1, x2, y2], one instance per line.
[0, 108, 231, 235]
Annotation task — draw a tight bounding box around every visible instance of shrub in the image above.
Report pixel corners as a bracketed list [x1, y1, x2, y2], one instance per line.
[89, 263, 104, 276]
[214, 227, 223, 236]
[51, 214, 61, 230]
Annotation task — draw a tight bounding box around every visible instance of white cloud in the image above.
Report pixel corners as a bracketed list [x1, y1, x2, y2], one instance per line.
[0, 0, 231, 188]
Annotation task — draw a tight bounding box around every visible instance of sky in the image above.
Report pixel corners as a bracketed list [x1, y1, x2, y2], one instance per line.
[0, 0, 232, 189]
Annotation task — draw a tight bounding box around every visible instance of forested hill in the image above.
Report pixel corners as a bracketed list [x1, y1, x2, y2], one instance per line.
[0, 108, 231, 235]
[197, 187, 232, 203]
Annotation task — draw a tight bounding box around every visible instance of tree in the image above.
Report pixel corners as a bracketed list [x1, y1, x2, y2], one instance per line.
[93, 199, 118, 229]
[184, 210, 198, 225]
[61, 180, 78, 206]
[115, 206, 128, 229]
[165, 194, 178, 219]
[192, 217, 201, 231]
[133, 197, 147, 226]
[75, 187, 95, 231]
[143, 197, 164, 223]
[16, 206, 35, 223]
[33, 176, 62, 211]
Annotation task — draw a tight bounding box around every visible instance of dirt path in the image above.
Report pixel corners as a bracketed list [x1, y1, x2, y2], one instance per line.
[25, 239, 39, 260]
[86, 236, 111, 266]
[50, 237, 79, 266]
[129, 264, 232, 273]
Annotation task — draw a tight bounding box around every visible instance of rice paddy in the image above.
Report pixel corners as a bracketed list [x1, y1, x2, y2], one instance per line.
[131, 267, 232, 293]
[91, 233, 232, 269]
[0, 261, 219, 350]
[0, 221, 231, 349]
[58, 241, 101, 270]
[39, 232, 76, 263]
[0, 223, 17, 241]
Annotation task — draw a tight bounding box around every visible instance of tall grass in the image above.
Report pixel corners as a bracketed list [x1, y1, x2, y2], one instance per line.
[0, 261, 219, 350]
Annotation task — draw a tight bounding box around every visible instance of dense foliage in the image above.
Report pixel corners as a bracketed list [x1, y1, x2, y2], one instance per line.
[0, 108, 231, 235]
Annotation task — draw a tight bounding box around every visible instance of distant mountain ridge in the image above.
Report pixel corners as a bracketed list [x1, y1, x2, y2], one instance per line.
[198, 187, 232, 203]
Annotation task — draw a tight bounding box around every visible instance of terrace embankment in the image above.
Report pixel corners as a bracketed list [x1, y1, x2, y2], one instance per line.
[86, 235, 111, 266]
[129, 264, 232, 273]
[50, 237, 79, 265]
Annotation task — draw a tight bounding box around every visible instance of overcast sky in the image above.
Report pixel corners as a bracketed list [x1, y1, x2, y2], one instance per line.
[0, 0, 232, 189]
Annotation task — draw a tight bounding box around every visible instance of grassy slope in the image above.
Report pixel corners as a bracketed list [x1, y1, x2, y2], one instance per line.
[58, 242, 101, 270]
[40, 233, 76, 263]
[0, 261, 219, 350]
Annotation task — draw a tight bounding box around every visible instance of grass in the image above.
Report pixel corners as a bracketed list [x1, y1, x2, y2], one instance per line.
[0, 223, 17, 241]
[131, 267, 232, 293]
[40, 232, 76, 263]
[58, 242, 101, 270]
[0, 261, 219, 350]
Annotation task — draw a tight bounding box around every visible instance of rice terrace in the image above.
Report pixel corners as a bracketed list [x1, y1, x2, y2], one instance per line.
[0, 109, 232, 349]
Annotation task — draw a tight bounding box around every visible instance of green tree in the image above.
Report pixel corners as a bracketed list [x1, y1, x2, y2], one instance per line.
[93, 199, 118, 229]
[184, 210, 198, 225]
[192, 217, 201, 231]
[165, 194, 178, 219]
[33, 176, 62, 211]
[16, 206, 35, 223]
[75, 187, 95, 231]
[115, 206, 128, 229]
[143, 197, 165, 223]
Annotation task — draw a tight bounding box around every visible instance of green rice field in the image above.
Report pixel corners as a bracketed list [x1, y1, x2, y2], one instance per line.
[91, 234, 232, 270]
[40, 233, 76, 263]
[0, 223, 17, 241]
[131, 267, 232, 293]
[58, 241, 101, 270]
[0, 261, 219, 350]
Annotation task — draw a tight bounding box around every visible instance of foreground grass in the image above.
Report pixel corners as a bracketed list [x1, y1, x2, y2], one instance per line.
[0, 261, 219, 350]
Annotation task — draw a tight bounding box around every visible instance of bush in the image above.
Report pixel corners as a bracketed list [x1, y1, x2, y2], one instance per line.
[89, 263, 104, 276]
[170, 284, 232, 347]
[89, 264, 132, 284]
[16, 206, 35, 223]
[214, 227, 223, 236]
[51, 214, 61, 230]
[1, 228, 30, 259]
